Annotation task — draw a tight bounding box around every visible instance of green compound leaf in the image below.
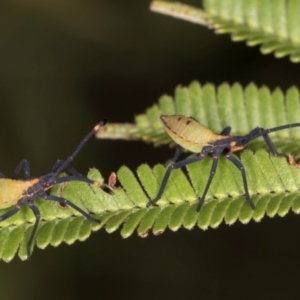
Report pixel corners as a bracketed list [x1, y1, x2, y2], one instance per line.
[203, 0, 300, 62]
[0, 169, 116, 262]
[150, 0, 300, 62]
[2, 81, 300, 262]
[150, 1, 210, 26]
[93, 81, 300, 259]
[101, 150, 300, 239]
[3, 152, 300, 262]
[96, 81, 300, 153]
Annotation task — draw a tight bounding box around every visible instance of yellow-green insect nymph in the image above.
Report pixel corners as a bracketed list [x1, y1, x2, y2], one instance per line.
[0, 120, 113, 258]
[147, 115, 300, 211]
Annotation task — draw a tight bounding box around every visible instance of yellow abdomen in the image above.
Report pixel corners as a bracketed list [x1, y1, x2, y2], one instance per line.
[0, 178, 38, 209]
[161, 115, 228, 153]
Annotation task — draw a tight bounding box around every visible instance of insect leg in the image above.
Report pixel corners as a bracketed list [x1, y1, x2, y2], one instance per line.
[262, 133, 288, 158]
[197, 157, 218, 211]
[52, 159, 82, 176]
[147, 155, 205, 207]
[165, 145, 182, 166]
[64, 165, 82, 177]
[220, 126, 231, 136]
[27, 202, 41, 257]
[51, 159, 64, 172]
[46, 195, 100, 223]
[225, 154, 255, 209]
[0, 206, 23, 222]
[0, 172, 5, 178]
[12, 159, 30, 179]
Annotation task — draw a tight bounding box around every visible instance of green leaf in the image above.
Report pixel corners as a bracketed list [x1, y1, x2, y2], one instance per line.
[96, 82, 300, 150]
[203, 0, 300, 62]
[101, 149, 300, 238]
[0, 168, 114, 262]
[2, 81, 300, 262]
[150, 1, 210, 26]
[150, 0, 300, 62]
[92, 81, 300, 258]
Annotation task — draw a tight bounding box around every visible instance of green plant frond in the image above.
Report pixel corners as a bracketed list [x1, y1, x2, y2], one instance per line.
[149, 1, 300, 62]
[96, 81, 300, 148]
[82, 150, 300, 243]
[3, 148, 300, 261]
[95, 122, 140, 140]
[0, 169, 115, 262]
[150, 1, 210, 26]
[29, 150, 298, 247]
[4, 82, 300, 261]
[203, 0, 300, 62]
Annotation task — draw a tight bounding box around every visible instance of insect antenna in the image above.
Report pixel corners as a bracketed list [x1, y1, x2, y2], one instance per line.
[246, 122, 300, 143]
[53, 119, 108, 176]
[242, 122, 300, 159]
[264, 122, 300, 134]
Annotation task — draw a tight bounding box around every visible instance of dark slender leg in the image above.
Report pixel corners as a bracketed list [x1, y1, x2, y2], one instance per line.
[0, 172, 5, 178]
[220, 126, 231, 135]
[197, 157, 218, 211]
[262, 133, 288, 158]
[52, 159, 114, 197]
[64, 165, 82, 177]
[12, 159, 30, 179]
[46, 195, 100, 223]
[165, 145, 182, 166]
[56, 175, 93, 184]
[51, 160, 64, 172]
[27, 202, 41, 257]
[52, 160, 82, 176]
[147, 155, 206, 207]
[225, 154, 255, 209]
[0, 206, 23, 221]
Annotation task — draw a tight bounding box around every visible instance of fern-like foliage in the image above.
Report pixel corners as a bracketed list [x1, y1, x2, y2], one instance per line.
[97, 81, 300, 152]
[0, 169, 113, 262]
[2, 82, 300, 262]
[203, 0, 300, 62]
[114, 151, 300, 235]
[150, 0, 300, 62]
[150, 1, 210, 26]
[96, 82, 300, 254]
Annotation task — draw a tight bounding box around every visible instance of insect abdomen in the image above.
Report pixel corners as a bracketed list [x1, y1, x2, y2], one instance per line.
[161, 115, 225, 153]
[0, 179, 38, 209]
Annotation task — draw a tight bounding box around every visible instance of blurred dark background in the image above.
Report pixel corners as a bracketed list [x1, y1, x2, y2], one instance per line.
[1, 1, 300, 299]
